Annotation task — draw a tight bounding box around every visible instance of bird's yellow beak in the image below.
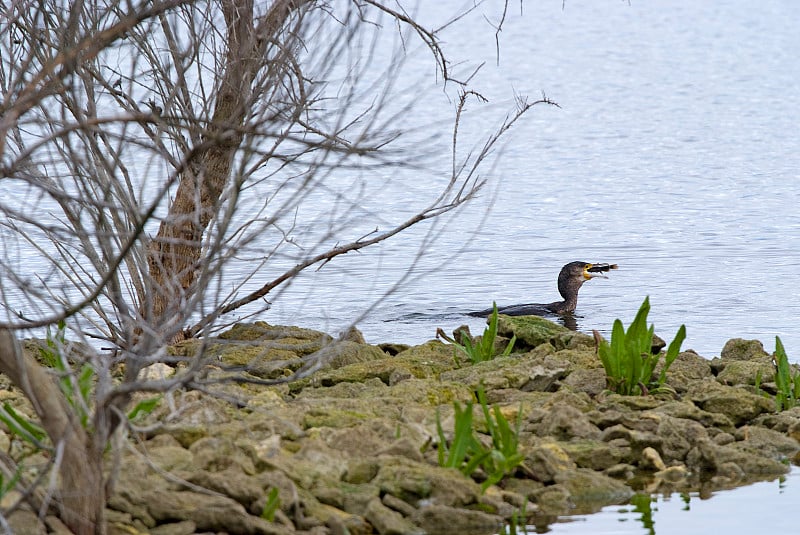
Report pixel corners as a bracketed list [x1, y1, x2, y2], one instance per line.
[584, 263, 618, 280]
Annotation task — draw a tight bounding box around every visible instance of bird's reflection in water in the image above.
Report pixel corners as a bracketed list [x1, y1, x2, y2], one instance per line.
[559, 314, 578, 331]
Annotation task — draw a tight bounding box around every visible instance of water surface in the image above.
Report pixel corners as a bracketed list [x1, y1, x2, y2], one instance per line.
[547, 467, 799, 534]
[269, 0, 800, 361]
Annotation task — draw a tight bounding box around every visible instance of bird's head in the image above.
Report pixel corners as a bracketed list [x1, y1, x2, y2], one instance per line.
[558, 261, 618, 300]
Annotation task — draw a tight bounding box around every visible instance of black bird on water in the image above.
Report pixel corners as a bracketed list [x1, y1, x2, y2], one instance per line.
[468, 261, 618, 317]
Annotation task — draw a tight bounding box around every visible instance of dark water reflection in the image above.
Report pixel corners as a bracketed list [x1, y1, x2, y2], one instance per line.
[545, 468, 799, 535]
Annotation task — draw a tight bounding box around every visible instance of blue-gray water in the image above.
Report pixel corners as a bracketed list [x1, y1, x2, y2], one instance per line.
[266, 2, 800, 533]
[547, 467, 799, 535]
[4, 1, 799, 533]
[271, 0, 800, 362]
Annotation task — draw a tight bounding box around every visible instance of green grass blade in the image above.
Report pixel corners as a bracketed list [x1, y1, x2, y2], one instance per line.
[482, 302, 500, 358]
[449, 402, 475, 469]
[501, 335, 517, 357]
[260, 487, 281, 521]
[128, 396, 162, 421]
[774, 336, 797, 410]
[0, 404, 47, 445]
[658, 324, 686, 385]
[609, 320, 626, 383]
[436, 408, 447, 467]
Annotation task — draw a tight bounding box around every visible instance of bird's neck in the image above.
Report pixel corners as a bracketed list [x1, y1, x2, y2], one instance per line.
[549, 296, 578, 314]
[560, 295, 578, 313]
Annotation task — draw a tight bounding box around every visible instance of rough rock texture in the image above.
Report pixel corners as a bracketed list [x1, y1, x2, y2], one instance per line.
[5, 324, 800, 534]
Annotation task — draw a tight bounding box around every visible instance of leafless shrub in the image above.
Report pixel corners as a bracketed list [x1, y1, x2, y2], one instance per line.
[0, 1, 554, 531]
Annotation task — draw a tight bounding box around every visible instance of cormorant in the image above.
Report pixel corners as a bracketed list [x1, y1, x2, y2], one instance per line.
[468, 261, 617, 317]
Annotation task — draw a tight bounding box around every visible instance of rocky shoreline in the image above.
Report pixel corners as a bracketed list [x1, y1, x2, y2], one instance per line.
[5, 316, 800, 534]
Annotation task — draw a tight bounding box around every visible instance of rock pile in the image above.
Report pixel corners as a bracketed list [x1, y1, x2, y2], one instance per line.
[5, 317, 800, 534]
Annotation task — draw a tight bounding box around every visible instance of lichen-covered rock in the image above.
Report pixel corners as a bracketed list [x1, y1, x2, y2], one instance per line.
[313, 482, 379, 516]
[689, 381, 774, 426]
[189, 434, 257, 474]
[297, 340, 457, 390]
[387, 378, 475, 406]
[535, 403, 601, 440]
[560, 439, 626, 471]
[411, 504, 502, 535]
[732, 425, 800, 461]
[658, 350, 713, 392]
[651, 399, 734, 430]
[365, 497, 423, 535]
[19, 318, 800, 534]
[441, 355, 567, 392]
[529, 484, 573, 514]
[496, 315, 594, 351]
[553, 468, 634, 510]
[652, 414, 709, 462]
[560, 367, 607, 396]
[752, 406, 800, 434]
[143, 442, 194, 473]
[716, 360, 775, 386]
[321, 340, 390, 370]
[372, 457, 481, 507]
[146, 489, 290, 534]
[720, 338, 770, 361]
[525, 442, 577, 484]
[206, 323, 333, 378]
[219, 322, 330, 344]
[185, 467, 264, 507]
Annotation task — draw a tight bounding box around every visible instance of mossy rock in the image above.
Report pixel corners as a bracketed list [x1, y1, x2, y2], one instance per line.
[392, 340, 463, 375]
[302, 407, 375, 429]
[524, 442, 577, 484]
[720, 338, 770, 361]
[372, 457, 481, 507]
[387, 379, 475, 406]
[219, 321, 331, 343]
[553, 467, 634, 511]
[716, 360, 775, 387]
[650, 400, 733, 432]
[496, 315, 593, 351]
[411, 504, 502, 535]
[217, 344, 301, 379]
[440, 354, 567, 392]
[295, 341, 459, 392]
[322, 341, 389, 370]
[689, 381, 774, 426]
[561, 439, 626, 471]
[550, 348, 604, 371]
[657, 350, 713, 392]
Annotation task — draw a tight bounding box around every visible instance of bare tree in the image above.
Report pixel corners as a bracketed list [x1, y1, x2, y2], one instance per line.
[0, 0, 553, 532]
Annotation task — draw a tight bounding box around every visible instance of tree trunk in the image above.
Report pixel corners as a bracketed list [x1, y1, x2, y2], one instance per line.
[145, 0, 259, 336]
[144, 1, 310, 339]
[0, 330, 104, 535]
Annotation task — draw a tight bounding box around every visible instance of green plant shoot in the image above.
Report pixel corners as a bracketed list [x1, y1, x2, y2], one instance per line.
[449, 302, 516, 365]
[773, 336, 800, 411]
[260, 487, 281, 521]
[436, 384, 525, 492]
[597, 296, 686, 396]
[38, 320, 95, 428]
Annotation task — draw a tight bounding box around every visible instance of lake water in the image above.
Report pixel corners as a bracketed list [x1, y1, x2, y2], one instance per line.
[3, 1, 799, 533]
[270, 0, 800, 363]
[547, 467, 800, 535]
[266, 2, 800, 533]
